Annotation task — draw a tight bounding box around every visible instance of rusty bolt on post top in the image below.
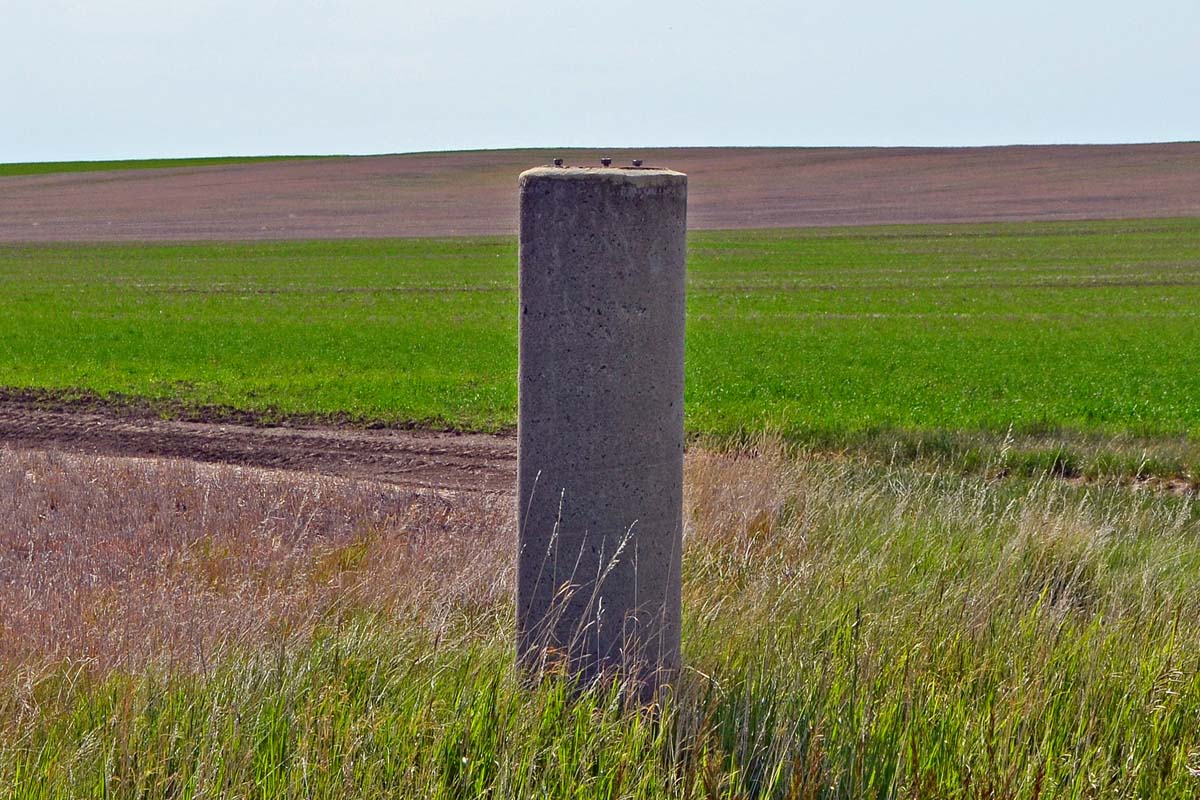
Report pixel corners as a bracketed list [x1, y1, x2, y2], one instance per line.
[516, 161, 687, 698]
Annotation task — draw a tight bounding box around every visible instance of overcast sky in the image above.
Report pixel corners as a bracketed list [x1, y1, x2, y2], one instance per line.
[3, 0, 1198, 163]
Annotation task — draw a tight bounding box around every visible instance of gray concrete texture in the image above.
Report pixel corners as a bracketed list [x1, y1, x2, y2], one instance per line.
[517, 165, 687, 693]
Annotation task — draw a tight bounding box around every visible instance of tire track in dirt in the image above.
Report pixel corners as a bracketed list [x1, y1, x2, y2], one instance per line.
[0, 395, 515, 493]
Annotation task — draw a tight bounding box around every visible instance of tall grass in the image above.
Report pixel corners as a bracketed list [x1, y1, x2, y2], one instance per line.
[1, 445, 1197, 797]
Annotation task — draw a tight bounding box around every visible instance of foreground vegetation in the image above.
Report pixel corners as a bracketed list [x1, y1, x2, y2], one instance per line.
[1, 444, 1197, 797]
[2, 217, 1197, 478]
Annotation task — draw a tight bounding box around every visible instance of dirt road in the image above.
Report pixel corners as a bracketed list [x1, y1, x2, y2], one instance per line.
[0, 394, 515, 493]
[3, 143, 1199, 242]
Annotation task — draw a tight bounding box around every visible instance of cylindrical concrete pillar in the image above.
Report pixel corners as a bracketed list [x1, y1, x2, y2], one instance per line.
[517, 165, 687, 693]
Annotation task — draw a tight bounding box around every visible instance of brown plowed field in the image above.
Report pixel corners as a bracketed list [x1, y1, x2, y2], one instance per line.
[0, 394, 515, 493]
[2, 143, 1199, 242]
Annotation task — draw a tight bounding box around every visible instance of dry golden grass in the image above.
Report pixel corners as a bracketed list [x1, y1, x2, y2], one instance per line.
[0, 447, 512, 673]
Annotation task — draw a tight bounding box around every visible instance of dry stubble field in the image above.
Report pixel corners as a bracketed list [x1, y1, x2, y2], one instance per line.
[3, 143, 1200, 241]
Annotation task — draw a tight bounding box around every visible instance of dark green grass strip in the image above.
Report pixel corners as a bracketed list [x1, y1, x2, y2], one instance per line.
[0, 155, 335, 178]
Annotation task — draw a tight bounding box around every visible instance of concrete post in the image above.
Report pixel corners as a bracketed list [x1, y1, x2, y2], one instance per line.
[517, 164, 687, 694]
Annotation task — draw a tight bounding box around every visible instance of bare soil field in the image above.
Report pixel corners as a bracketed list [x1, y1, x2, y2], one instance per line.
[0, 392, 514, 493]
[2, 143, 1198, 242]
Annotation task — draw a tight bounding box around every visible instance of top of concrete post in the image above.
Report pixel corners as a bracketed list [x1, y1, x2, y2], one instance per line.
[519, 166, 686, 189]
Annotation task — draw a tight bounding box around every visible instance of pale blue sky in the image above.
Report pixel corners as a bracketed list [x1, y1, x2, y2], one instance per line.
[3, 0, 1197, 163]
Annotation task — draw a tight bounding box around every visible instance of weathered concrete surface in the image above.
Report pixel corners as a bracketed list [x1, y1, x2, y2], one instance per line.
[517, 165, 687, 691]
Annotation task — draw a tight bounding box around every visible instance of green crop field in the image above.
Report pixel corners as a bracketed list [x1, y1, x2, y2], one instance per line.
[1, 217, 1198, 475]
